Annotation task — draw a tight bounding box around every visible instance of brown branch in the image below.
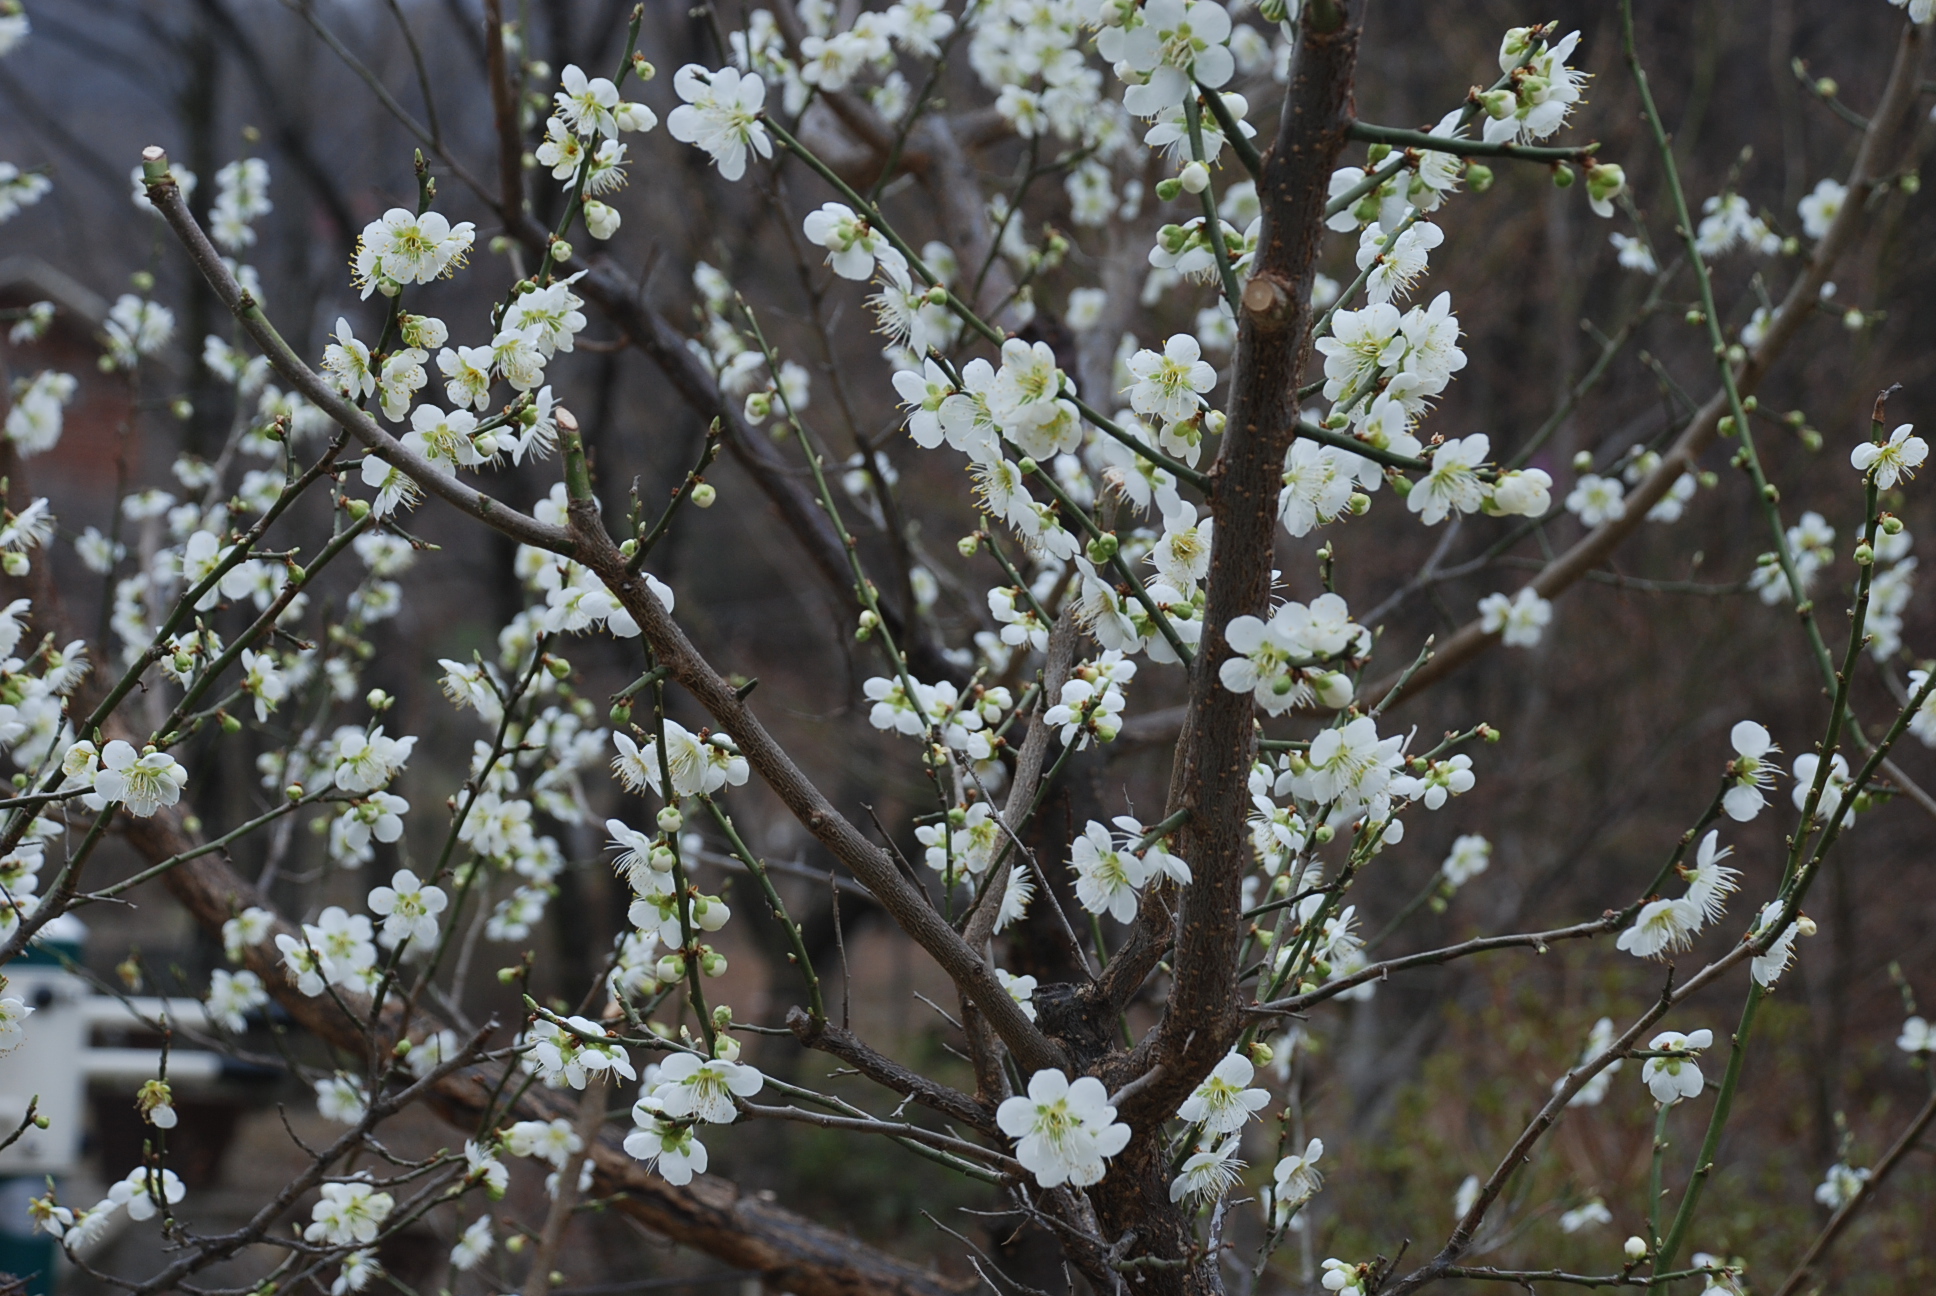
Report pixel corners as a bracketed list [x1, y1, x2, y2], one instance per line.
[786, 1008, 1000, 1137]
[1135, 0, 1362, 1126]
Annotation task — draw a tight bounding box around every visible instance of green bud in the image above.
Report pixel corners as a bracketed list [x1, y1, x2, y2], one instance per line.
[1854, 542, 1875, 566]
[1347, 491, 1371, 515]
[497, 966, 520, 984]
[619, 538, 639, 557]
[691, 482, 717, 508]
[1882, 515, 1904, 535]
[1571, 451, 1595, 472]
[957, 534, 980, 557]
[547, 657, 571, 680]
[219, 712, 242, 734]
[1900, 171, 1921, 196]
[1762, 483, 1780, 502]
[130, 270, 156, 292]
[1464, 162, 1494, 193]
[1725, 344, 1747, 365]
[655, 954, 687, 981]
[700, 949, 728, 977]
[285, 783, 305, 801]
[170, 398, 194, 421]
[1312, 823, 1335, 844]
[32, 1114, 48, 1130]
[1697, 471, 1719, 489]
[1684, 309, 1707, 326]
[657, 806, 684, 833]
[1718, 415, 1736, 436]
[1086, 532, 1120, 564]
[1364, 142, 1392, 165]
[1780, 236, 1801, 256]
[1017, 457, 1039, 475]
[610, 701, 633, 727]
[1550, 164, 1575, 189]
[367, 687, 394, 711]
[1389, 474, 1413, 497]
[1801, 428, 1823, 452]
[1248, 1040, 1274, 1067]
[346, 498, 371, 521]
[712, 1004, 733, 1030]
[551, 238, 573, 262]
[1814, 77, 1838, 98]
[1154, 177, 1183, 202]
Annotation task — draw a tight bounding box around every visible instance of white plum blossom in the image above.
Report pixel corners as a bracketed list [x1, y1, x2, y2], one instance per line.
[1441, 834, 1491, 888]
[1125, 334, 1216, 425]
[802, 202, 905, 281]
[92, 741, 188, 817]
[1478, 587, 1552, 647]
[1641, 1029, 1713, 1105]
[366, 869, 447, 948]
[996, 1069, 1131, 1188]
[1176, 1053, 1271, 1134]
[1797, 178, 1846, 241]
[1269, 1138, 1324, 1226]
[1851, 424, 1927, 489]
[1565, 474, 1625, 526]
[1723, 721, 1781, 821]
[1618, 895, 1703, 959]
[304, 1181, 393, 1246]
[1069, 819, 1155, 922]
[650, 1052, 764, 1124]
[626, 1097, 709, 1184]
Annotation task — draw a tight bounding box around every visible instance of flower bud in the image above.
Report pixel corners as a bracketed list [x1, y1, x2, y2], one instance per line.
[1550, 164, 1575, 189]
[1465, 162, 1494, 193]
[552, 237, 575, 261]
[1571, 451, 1594, 473]
[1347, 491, 1371, 515]
[1814, 77, 1838, 98]
[714, 1034, 742, 1061]
[285, 783, 305, 801]
[1179, 162, 1210, 194]
[1017, 457, 1039, 475]
[957, 533, 980, 557]
[1624, 1236, 1648, 1262]
[632, 54, 656, 80]
[1312, 823, 1335, 844]
[131, 270, 156, 292]
[1086, 533, 1120, 563]
[368, 688, 394, 712]
[610, 701, 633, 727]
[1476, 89, 1515, 120]
[1762, 482, 1780, 502]
[1, 554, 27, 578]
[657, 806, 684, 833]
[170, 398, 194, 421]
[656, 953, 688, 981]
[1684, 309, 1706, 326]
[1854, 542, 1875, 566]
[219, 712, 242, 734]
[700, 948, 728, 977]
[1725, 344, 1747, 365]
[691, 482, 717, 508]
[1900, 171, 1922, 196]
[1155, 177, 1184, 202]
[1882, 514, 1904, 535]
[1248, 1040, 1274, 1068]
[346, 498, 371, 521]
[858, 608, 881, 631]
[1698, 471, 1719, 489]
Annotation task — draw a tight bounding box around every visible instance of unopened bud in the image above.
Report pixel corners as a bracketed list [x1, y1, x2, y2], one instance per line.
[1882, 514, 1904, 535]
[497, 966, 520, 984]
[1814, 77, 1838, 98]
[219, 712, 242, 734]
[547, 657, 571, 680]
[1624, 1236, 1648, 1262]
[632, 54, 655, 80]
[657, 806, 684, 833]
[1762, 483, 1781, 502]
[957, 534, 980, 557]
[1086, 533, 1120, 564]
[1248, 1040, 1274, 1068]
[655, 954, 687, 981]
[1550, 164, 1574, 189]
[1312, 823, 1335, 844]
[0, 554, 27, 578]
[1854, 542, 1875, 566]
[691, 482, 717, 508]
[1684, 309, 1707, 326]
[1178, 162, 1210, 194]
[1347, 491, 1371, 515]
[1155, 177, 1183, 202]
[285, 783, 304, 801]
[1571, 451, 1594, 473]
[131, 270, 156, 293]
[700, 949, 728, 977]
[1017, 457, 1039, 475]
[1465, 162, 1494, 193]
[367, 688, 393, 712]
[1900, 171, 1921, 196]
